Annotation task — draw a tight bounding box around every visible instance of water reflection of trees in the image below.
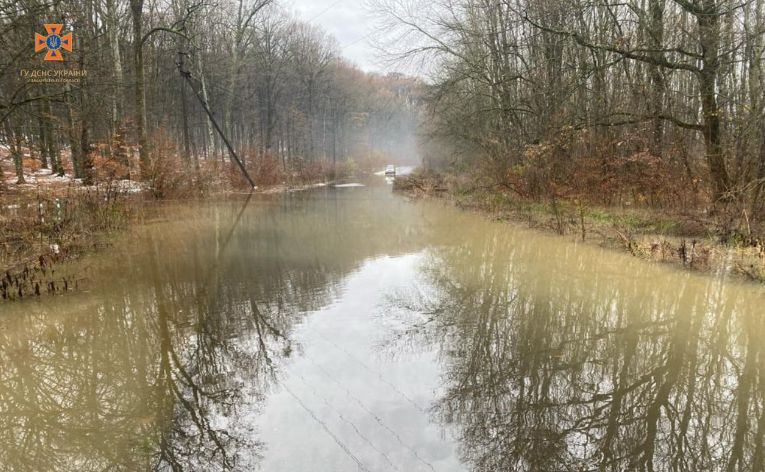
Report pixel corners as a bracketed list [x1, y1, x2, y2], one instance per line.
[0, 190, 441, 471]
[0, 252, 292, 471]
[393, 225, 765, 472]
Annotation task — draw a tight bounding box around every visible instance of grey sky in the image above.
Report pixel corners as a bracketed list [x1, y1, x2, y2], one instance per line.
[286, 0, 383, 73]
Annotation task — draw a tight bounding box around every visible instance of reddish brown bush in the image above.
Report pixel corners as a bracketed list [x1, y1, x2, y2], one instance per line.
[251, 153, 286, 186]
[92, 155, 129, 182]
[507, 132, 699, 209]
[144, 129, 187, 198]
[22, 158, 42, 173]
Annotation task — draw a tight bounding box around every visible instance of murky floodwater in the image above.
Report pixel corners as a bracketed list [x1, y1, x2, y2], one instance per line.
[2, 184, 764, 471]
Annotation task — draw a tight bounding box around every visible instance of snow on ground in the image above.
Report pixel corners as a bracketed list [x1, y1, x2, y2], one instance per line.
[85, 179, 148, 194]
[1, 146, 149, 194]
[3, 166, 147, 195]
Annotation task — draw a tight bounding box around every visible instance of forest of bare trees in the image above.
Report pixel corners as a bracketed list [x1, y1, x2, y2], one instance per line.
[5, 0, 765, 214]
[376, 0, 765, 212]
[1, 0, 421, 191]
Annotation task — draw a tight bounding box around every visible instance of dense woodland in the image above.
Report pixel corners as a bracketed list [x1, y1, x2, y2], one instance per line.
[376, 0, 765, 213]
[0, 0, 421, 191]
[2, 0, 765, 214]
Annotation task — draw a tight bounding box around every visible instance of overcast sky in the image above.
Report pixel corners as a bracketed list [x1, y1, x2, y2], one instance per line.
[286, 0, 384, 73]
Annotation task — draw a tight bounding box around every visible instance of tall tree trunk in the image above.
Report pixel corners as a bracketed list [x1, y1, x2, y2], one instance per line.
[5, 119, 25, 184]
[265, 78, 275, 152]
[749, 0, 765, 210]
[35, 99, 49, 169]
[65, 82, 83, 179]
[107, 0, 124, 136]
[308, 80, 315, 159]
[194, 48, 217, 159]
[753, 123, 765, 210]
[130, 0, 149, 176]
[177, 48, 193, 166]
[698, 1, 730, 202]
[44, 98, 63, 176]
[225, 40, 240, 137]
[648, 0, 666, 157]
[78, 38, 93, 184]
[181, 71, 193, 164]
[81, 119, 93, 185]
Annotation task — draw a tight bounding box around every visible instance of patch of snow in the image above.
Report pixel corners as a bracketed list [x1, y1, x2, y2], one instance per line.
[114, 179, 147, 193]
[333, 183, 365, 188]
[48, 175, 72, 183]
[81, 179, 148, 194]
[5, 174, 38, 184]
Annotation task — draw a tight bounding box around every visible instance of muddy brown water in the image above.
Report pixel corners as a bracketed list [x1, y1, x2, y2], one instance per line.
[1, 184, 764, 471]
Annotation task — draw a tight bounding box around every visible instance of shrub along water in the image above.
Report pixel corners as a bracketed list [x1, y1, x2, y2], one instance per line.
[0, 186, 131, 301]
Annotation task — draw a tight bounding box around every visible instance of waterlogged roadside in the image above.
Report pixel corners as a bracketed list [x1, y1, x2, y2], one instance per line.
[3, 186, 765, 471]
[0, 176, 375, 302]
[394, 171, 765, 282]
[0, 185, 458, 471]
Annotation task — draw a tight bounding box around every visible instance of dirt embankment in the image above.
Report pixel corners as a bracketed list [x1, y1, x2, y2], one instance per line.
[394, 171, 765, 283]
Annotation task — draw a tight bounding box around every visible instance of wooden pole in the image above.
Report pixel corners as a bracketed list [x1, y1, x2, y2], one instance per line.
[177, 52, 256, 188]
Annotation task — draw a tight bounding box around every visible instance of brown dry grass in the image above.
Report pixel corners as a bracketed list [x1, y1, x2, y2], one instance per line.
[0, 188, 132, 300]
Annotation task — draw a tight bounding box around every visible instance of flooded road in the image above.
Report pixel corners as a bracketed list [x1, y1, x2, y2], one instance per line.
[2, 185, 765, 471]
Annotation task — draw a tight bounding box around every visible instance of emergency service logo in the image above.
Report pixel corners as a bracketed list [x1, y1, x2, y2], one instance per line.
[20, 23, 84, 82]
[35, 24, 72, 61]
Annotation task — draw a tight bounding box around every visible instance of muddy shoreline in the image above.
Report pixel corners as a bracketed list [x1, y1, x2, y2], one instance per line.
[394, 174, 765, 283]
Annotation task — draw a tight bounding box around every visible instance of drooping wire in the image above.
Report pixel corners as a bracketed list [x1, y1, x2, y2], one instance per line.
[308, 0, 345, 22]
[292, 372, 403, 472]
[281, 381, 373, 472]
[313, 331, 429, 413]
[300, 354, 438, 472]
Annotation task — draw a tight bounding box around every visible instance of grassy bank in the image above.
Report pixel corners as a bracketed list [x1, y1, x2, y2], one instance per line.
[394, 170, 765, 282]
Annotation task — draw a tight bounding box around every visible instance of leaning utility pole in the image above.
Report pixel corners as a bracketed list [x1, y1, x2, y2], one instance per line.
[176, 52, 255, 188]
[177, 52, 193, 167]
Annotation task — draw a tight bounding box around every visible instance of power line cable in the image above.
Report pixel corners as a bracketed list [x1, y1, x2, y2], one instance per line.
[300, 352, 438, 472]
[293, 372, 403, 471]
[308, 0, 344, 22]
[281, 381, 373, 472]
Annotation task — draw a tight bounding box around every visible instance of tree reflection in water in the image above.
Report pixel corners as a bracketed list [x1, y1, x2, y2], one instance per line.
[0, 189, 439, 471]
[388, 223, 765, 472]
[0, 199, 298, 471]
[6, 189, 764, 471]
